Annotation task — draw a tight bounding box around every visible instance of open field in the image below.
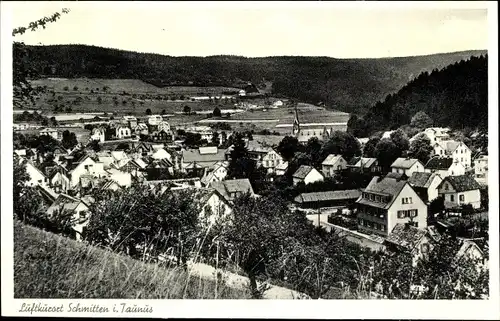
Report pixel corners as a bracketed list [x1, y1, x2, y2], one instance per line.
[30, 78, 241, 96]
[13, 220, 249, 299]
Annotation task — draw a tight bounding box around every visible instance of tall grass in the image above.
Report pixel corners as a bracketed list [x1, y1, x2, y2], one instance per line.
[13, 221, 250, 299]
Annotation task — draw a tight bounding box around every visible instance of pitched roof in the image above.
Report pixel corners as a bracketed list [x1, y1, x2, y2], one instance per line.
[408, 172, 439, 188]
[350, 157, 377, 169]
[455, 240, 484, 263]
[183, 148, 226, 164]
[357, 175, 407, 209]
[294, 189, 361, 204]
[385, 223, 428, 251]
[322, 154, 343, 166]
[439, 175, 482, 192]
[146, 158, 173, 169]
[276, 161, 289, 171]
[425, 157, 454, 170]
[441, 140, 461, 153]
[293, 165, 316, 179]
[391, 158, 420, 169]
[210, 179, 255, 202]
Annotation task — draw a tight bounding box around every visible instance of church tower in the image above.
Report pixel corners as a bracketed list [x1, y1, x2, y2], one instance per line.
[292, 105, 300, 136]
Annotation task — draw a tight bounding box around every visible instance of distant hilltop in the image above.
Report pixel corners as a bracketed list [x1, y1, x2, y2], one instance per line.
[22, 44, 486, 114]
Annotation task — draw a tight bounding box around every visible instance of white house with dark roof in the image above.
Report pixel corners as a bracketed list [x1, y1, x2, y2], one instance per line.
[200, 161, 229, 186]
[347, 157, 381, 173]
[437, 140, 472, 169]
[292, 165, 324, 186]
[321, 154, 347, 178]
[68, 155, 106, 187]
[391, 158, 425, 177]
[115, 125, 132, 139]
[356, 173, 428, 237]
[90, 127, 106, 143]
[437, 175, 482, 209]
[408, 172, 443, 203]
[46, 193, 91, 241]
[425, 157, 465, 178]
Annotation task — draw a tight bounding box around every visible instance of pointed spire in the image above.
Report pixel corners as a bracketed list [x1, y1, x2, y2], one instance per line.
[292, 104, 300, 136]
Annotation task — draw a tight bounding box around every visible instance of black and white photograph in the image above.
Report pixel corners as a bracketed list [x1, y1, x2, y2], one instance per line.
[1, 1, 498, 319]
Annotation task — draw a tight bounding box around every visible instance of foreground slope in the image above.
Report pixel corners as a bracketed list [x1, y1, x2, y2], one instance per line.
[13, 221, 249, 299]
[21, 44, 486, 113]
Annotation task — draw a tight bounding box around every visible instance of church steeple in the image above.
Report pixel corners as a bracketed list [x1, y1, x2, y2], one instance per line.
[292, 104, 300, 136]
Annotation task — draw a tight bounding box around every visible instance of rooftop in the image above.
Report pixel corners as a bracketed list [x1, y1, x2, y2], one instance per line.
[294, 189, 361, 204]
[210, 178, 255, 202]
[425, 157, 454, 170]
[391, 157, 420, 169]
[439, 175, 482, 192]
[385, 223, 428, 251]
[408, 172, 439, 188]
[293, 165, 316, 179]
[322, 154, 343, 166]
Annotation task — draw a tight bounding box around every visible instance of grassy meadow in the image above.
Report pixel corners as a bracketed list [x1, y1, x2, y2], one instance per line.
[13, 221, 250, 299]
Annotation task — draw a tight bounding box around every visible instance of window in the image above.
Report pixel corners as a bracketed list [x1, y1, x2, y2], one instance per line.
[445, 183, 449, 191]
[84, 165, 89, 170]
[397, 210, 406, 219]
[409, 197, 413, 204]
[459, 194, 465, 202]
[375, 195, 380, 202]
[337, 165, 342, 171]
[450, 195, 455, 202]
[461, 158, 463, 162]
[79, 211, 86, 219]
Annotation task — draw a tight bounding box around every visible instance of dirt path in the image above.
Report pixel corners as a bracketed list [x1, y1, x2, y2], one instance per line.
[185, 260, 309, 299]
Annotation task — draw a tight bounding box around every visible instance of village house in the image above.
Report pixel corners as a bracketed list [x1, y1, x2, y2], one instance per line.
[133, 123, 149, 136]
[150, 130, 174, 143]
[151, 147, 172, 162]
[179, 187, 233, 226]
[391, 158, 425, 177]
[210, 178, 255, 204]
[45, 193, 91, 241]
[90, 127, 106, 143]
[261, 149, 284, 174]
[474, 154, 488, 186]
[111, 150, 130, 168]
[454, 240, 487, 268]
[148, 115, 163, 127]
[68, 155, 107, 188]
[122, 115, 138, 129]
[437, 140, 472, 169]
[23, 159, 50, 187]
[118, 158, 147, 180]
[294, 189, 361, 210]
[407, 172, 443, 203]
[292, 165, 324, 186]
[385, 223, 434, 265]
[39, 127, 62, 141]
[178, 125, 213, 141]
[275, 161, 289, 176]
[131, 141, 155, 157]
[321, 154, 348, 178]
[437, 175, 482, 210]
[105, 168, 132, 187]
[182, 146, 227, 174]
[410, 127, 451, 145]
[200, 160, 229, 186]
[347, 157, 381, 173]
[45, 164, 71, 193]
[157, 121, 172, 133]
[425, 157, 465, 178]
[145, 158, 175, 180]
[115, 125, 132, 139]
[356, 173, 428, 237]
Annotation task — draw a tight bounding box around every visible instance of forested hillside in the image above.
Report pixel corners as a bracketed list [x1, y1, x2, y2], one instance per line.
[348, 55, 488, 136]
[19, 44, 486, 113]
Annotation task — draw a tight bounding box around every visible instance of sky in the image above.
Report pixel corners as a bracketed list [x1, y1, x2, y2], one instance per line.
[4, 1, 491, 58]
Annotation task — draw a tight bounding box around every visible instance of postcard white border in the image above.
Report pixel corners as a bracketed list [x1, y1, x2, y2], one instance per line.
[1, 1, 498, 319]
